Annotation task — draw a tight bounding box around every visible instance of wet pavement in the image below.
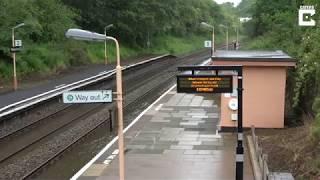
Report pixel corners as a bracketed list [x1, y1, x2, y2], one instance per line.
[75, 86, 254, 180]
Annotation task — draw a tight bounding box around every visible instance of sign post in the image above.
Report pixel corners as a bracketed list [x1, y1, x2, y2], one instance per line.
[177, 65, 244, 180]
[10, 47, 22, 53]
[236, 68, 244, 180]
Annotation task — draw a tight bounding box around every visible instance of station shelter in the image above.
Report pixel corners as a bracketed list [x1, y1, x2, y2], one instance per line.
[210, 50, 296, 129]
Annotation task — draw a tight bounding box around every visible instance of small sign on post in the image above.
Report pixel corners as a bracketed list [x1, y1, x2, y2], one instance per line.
[10, 47, 22, 53]
[63, 90, 112, 103]
[204, 40, 212, 48]
[15, 40, 22, 47]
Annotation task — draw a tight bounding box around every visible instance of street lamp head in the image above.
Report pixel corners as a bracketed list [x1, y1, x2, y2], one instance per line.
[200, 22, 208, 26]
[201, 22, 213, 29]
[66, 28, 107, 42]
[105, 24, 114, 30]
[219, 24, 227, 29]
[13, 23, 25, 29]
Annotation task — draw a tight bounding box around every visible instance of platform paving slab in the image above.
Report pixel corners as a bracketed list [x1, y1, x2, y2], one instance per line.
[76, 87, 254, 180]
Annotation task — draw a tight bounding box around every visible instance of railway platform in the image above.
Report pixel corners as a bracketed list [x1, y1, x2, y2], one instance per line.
[72, 85, 254, 180]
[0, 55, 168, 109]
[0, 64, 114, 108]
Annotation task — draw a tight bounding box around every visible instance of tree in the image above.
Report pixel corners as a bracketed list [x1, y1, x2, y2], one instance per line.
[237, 0, 256, 17]
[61, 0, 225, 46]
[244, 0, 320, 126]
[0, 0, 76, 57]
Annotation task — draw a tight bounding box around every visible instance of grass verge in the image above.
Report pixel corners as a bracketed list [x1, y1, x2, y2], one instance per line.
[0, 33, 219, 83]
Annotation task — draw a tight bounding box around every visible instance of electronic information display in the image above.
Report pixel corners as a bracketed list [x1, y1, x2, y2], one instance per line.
[177, 75, 233, 93]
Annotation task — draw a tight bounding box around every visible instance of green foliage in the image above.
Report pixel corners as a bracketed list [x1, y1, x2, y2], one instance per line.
[150, 34, 209, 55]
[311, 97, 320, 140]
[0, 0, 77, 81]
[220, 3, 239, 29]
[293, 28, 320, 109]
[62, 0, 225, 46]
[64, 41, 91, 65]
[16, 44, 69, 75]
[85, 34, 212, 64]
[0, 0, 232, 84]
[243, 0, 320, 128]
[313, 98, 320, 114]
[237, 0, 256, 16]
[0, 0, 76, 52]
[31, 0, 77, 42]
[248, 0, 298, 37]
[0, 61, 12, 80]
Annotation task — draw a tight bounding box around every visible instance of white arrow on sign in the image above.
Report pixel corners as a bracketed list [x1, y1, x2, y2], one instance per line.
[63, 90, 112, 103]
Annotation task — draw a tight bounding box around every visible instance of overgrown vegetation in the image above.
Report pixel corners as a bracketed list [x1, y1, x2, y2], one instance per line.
[0, 0, 233, 83]
[241, 0, 320, 178]
[81, 34, 213, 65]
[0, 0, 76, 81]
[241, 0, 320, 131]
[61, 0, 226, 46]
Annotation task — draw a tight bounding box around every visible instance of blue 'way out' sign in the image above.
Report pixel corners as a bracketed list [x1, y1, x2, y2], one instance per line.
[63, 90, 112, 103]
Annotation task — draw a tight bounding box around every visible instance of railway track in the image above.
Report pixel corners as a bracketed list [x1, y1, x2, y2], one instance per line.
[0, 55, 175, 139]
[0, 54, 177, 163]
[22, 63, 181, 180]
[0, 50, 210, 179]
[0, 55, 172, 120]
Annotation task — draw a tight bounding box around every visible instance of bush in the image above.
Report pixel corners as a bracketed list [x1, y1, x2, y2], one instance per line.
[20, 44, 70, 75]
[312, 97, 320, 141]
[64, 41, 90, 65]
[0, 61, 12, 80]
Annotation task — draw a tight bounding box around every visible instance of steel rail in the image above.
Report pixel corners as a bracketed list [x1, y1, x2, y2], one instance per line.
[0, 105, 103, 163]
[0, 104, 73, 140]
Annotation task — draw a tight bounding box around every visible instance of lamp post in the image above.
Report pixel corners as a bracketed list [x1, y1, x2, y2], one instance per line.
[236, 20, 241, 50]
[236, 27, 239, 45]
[66, 29, 125, 180]
[235, 27, 239, 50]
[11, 23, 25, 90]
[234, 18, 240, 50]
[219, 24, 229, 51]
[104, 24, 114, 65]
[201, 22, 215, 57]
